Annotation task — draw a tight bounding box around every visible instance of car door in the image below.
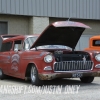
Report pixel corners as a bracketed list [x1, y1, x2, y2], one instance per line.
[9, 40, 23, 77]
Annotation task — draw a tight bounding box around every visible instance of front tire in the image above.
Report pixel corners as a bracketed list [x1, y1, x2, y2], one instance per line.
[80, 76, 94, 83]
[30, 65, 43, 86]
[0, 68, 5, 80]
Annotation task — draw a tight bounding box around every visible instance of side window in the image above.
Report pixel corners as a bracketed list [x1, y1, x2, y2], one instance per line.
[1, 42, 12, 52]
[14, 40, 22, 51]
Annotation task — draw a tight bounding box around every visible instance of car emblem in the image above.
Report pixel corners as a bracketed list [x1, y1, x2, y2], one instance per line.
[82, 56, 86, 65]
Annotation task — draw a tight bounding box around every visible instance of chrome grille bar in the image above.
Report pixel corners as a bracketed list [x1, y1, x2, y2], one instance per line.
[54, 61, 93, 72]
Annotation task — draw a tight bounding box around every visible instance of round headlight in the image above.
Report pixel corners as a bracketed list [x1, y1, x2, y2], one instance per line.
[44, 55, 53, 63]
[95, 54, 100, 61]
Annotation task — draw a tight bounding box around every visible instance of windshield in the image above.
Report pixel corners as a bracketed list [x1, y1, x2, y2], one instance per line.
[93, 40, 100, 46]
[25, 36, 72, 50]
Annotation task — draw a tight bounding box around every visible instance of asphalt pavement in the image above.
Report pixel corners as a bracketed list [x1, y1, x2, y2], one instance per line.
[0, 77, 100, 100]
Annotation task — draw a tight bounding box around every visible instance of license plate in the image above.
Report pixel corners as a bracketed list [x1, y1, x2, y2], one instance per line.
[72, 73, 83, 78]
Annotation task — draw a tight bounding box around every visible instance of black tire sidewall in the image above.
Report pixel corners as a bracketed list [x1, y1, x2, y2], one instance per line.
[80, 76, 94, 83]
[0, 68, 4, 80]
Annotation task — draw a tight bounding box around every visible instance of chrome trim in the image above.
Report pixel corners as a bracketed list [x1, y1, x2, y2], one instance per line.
[44, 66, 52, 70]
[44, 55, 53, 63]
[95, 64, 100, 68]
[53, 61, 94, 72]
[95, 54, 100, 62]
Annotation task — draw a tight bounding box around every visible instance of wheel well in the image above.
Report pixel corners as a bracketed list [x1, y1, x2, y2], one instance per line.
[25, 63, 36, 78]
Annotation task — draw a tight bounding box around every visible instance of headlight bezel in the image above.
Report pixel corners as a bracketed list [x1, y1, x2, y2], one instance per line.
[95, 54, 100, 62]
[44, 54, 53, 63]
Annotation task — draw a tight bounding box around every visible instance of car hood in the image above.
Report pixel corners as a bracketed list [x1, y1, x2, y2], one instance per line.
[31, 21, 91, 49]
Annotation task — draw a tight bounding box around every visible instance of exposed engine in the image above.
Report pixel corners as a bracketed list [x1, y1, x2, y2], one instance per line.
[54, 50, 91, 62]
[53, 50, 93, 72]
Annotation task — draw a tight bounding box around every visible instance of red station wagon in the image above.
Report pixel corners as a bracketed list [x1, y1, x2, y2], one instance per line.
[0, 21, 100, 86]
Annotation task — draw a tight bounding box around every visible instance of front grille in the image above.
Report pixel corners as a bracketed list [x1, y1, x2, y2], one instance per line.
[54, 61, 93, 72]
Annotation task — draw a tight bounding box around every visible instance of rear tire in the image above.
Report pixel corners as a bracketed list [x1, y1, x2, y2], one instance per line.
[30, 65, 43, 86]
[0, 68, 5, 80]
[80, 76, 94, 83]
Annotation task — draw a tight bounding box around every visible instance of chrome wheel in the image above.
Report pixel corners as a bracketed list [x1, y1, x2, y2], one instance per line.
[31, 66, 36, 83]
[30, 65, 43, 86]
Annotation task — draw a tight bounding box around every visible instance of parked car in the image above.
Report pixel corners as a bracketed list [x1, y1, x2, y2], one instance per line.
[0, 21, 100, 86]
[85, 35, 100, 51]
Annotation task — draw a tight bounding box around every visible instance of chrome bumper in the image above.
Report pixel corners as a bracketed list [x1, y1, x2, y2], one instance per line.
[38, 71, 100, 80]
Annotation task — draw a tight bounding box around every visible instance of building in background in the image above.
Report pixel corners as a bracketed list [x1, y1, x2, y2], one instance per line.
[0, 0, 100, 50]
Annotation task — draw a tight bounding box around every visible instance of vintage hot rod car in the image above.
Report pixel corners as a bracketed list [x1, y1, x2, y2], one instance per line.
[85, 35, 100, 51]
[0, 21, 100, 86]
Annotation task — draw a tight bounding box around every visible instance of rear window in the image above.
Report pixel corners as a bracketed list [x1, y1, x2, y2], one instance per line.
[93, 40, 100, 46]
